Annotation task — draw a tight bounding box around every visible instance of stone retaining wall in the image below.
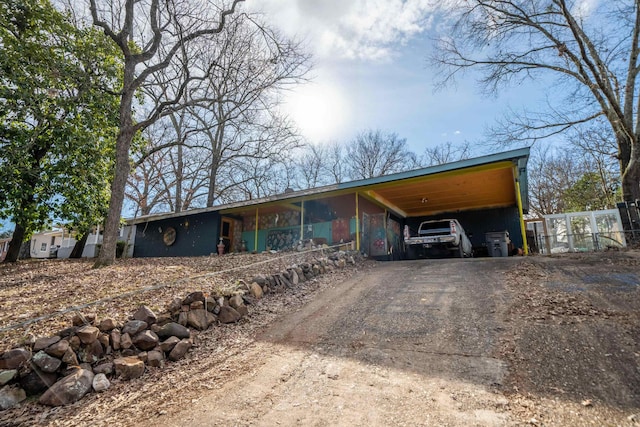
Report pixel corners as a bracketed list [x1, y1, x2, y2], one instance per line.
[0, 250, 360, 410]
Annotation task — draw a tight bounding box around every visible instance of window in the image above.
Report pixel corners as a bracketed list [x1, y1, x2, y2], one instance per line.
[41, 243, 47, 251]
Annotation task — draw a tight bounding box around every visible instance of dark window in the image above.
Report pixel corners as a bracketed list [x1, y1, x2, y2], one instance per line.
[222, 221, 231, 237]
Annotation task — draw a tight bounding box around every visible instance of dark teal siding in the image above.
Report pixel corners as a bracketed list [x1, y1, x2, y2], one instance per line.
[133, 211, 221, 257]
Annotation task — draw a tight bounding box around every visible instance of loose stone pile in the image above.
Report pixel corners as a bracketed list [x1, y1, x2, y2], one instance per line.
[0, 250, 359, 410]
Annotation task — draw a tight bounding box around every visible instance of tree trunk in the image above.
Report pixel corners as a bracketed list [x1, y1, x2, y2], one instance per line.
[622, 158, 640, 202]
[69, 232, 89, 259]
[94, 62, 136, 268]
[3, 223, 27, 263]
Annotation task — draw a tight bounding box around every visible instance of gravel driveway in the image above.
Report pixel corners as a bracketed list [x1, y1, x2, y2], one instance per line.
[165, 258, 521, 426]
[164, 255, 640, 427]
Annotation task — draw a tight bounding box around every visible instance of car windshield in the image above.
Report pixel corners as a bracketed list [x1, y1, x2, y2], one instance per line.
[418, 221, 451, 235]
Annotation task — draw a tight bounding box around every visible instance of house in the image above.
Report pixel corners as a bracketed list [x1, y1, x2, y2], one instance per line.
[0, 238, 10, 261]
[29, 225, 136, 259]
[129, 148, 531, 259]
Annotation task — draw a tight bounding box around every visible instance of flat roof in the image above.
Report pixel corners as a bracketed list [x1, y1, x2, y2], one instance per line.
[128, 147, 530, 224]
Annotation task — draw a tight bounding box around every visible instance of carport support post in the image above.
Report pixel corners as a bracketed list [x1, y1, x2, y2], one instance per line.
[514, 174, 529, 255]
[300, 200, 304, 244]
[355, 192, 360, 252]
[254, 208, 259, 252]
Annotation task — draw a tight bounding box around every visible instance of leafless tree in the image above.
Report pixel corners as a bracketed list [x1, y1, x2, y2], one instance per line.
[127, 12, 309, 215]
[433, 0, 640, 202]
[420, 141, 472, 166]
[88, 0, 244, 266]
[345, 129, 418, 180]
[527, 145, 579, 216]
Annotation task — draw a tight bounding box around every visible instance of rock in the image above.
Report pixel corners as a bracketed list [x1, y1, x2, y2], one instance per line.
[147, 350, 164, 368]
[110, 329, 122, 351]
[177, 311, 188, 327]
[77, 340, 104, 364]
[157, 322, 190, 340]
[218, 306, 242, 324]
[61, 348, 79, 366]
[156, 313, 173, 326]
[0, 385, 26, 410]
[187, 309, 216, 331]
[57, 326, 78, 339]
[45, 340, 70, 359]
[132, 330, 159, 351]
[0, 348, 31, 370]
[121, 349, 136, 357]
[92, 373, 110, 392]
[205, 297, 217, 312]
[98, 333, 110, 349]
[122, 320, 148, 336]
[114, 357, 145, 380]
[182, 291, 205, 306]
[235, 304, 249, 317]
[167, 297, 183, 315]
[72, 312, 96, 326]
[39, 368, 94, 406]
[160, 337, 180, 353]
[20, 368, 57, 395]
[93, 362, 114, 376]
[0, 370, 17, 386]
[168, 339, 192, 362]
[68, 336, 81, 351]
[137, 351, 148, 363]
[228, 294, 244, 310]
[291, 269, 300, 285]
[249, 282, 263, 299]
[120, 333, 133, 350]
[76, 326, 100, 345]
[190, 301, 204, 310]
[32, 351, 62, 373]
[98, 318, 117, 332]
[251, 274, 268, 286]
[33, 336, 61, 352]
[133, 305, 157, 325]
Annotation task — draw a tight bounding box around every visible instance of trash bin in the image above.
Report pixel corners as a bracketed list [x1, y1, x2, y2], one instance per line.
[485, 231, 510, 257]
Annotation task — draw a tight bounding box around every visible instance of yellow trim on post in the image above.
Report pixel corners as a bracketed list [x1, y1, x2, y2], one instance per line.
[254, 208, 259, 252]
[300, 200, 304, 243]
[355, 192, 360, 251]
[514, 168, 529, 255]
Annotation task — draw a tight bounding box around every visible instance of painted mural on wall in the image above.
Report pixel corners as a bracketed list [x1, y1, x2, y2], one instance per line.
[266, 228, 300, 251]
[243, 210, 300, 232]
[368, 213, 388, 257]
[332, 218, 350, 243]
[232, 218, 243, 252]
[387, 217, 401, 257]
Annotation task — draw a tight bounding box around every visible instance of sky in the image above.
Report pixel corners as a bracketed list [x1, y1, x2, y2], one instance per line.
[248, 0, 546, 155]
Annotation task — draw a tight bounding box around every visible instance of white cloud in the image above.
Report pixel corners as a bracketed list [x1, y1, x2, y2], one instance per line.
[249, 0, 436, 61]
[454, 130, 461, 135]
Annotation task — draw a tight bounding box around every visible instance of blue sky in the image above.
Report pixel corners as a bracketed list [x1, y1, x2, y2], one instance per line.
[251, 0, 548, 155]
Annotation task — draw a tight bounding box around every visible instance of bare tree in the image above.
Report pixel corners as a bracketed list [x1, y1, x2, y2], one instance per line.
[420, 141, 472, 166]
[433, 0, 640, 202]
[127, 12, 309, 215]
[345, 130, 418, 180]
[89, 0, 244, 266]
[527, 145, 579, 216]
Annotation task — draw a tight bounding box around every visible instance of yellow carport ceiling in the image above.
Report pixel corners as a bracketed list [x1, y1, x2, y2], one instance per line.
[364, 162, 517, 217]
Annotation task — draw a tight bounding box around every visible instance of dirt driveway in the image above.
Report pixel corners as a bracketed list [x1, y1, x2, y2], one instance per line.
[162, 255, 639, 426]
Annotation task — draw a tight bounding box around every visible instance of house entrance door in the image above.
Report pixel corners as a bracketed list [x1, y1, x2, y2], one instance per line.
[220, 218, 234, 253]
